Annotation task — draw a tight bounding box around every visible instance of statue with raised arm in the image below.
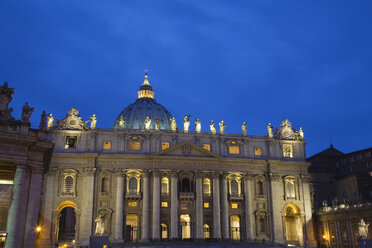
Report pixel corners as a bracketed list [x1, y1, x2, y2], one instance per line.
[170, 117, 177, 132]
[155, 118, 160, 131]
[210, 120, 216, 134]
[39, 110, 47, 130]
[242, 122, 247, 135]
[358, 219, 369, 238]
[47, 114, 54, 128]
[21, 102, 34, 123]
[219, 120, 226, 134]
[90, 114, 97, 129]
[267, 123, 273, 138]
[118, 116, 125, 129]
[184, 115, 190, 133]
[94, 214, 105, 236]
[144, 116, 151, 130]
[195, 118, 201, 133]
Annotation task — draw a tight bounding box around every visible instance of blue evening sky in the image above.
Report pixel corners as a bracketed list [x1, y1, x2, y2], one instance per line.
[1, 1, 371, 157]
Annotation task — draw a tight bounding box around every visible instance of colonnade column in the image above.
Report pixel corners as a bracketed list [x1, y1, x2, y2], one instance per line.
[170, 171, 178, 239]
[212, 172, 221, 239]
[5, 165, 26, 248]
[220, 173, 229, 240]
[79, 168, 96, 242]
[152, 170, 160, 240]
[114, 170, 124, 241]
[141, 170, 150, 242]
[301, 175, 317, 247]
[23, 167, 44, 248]
[195, 172, 203, 240]
[268, 173, 284, 244]
[244, 173, 254, 240]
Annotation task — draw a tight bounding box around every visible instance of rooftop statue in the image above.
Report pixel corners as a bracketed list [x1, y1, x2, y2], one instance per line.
[219, 120, 226, 134]
[47, 114, 54, 128]
[242, 122, 247, 136]
[144, 116, 151, 130]
[54, 107, 89, 130]
[21, 102, 34, 124]
[184, 115, 190, 133]
[94, 215, 105, 236]
[90, 114, 97, 129]
[155, 118, 160, 131]
[39, 110, 47, 130]
[298, 127, 304, 139]
[210, 120, 216, 134]
[170, 117, 177, 132]
[195, 118, 201, 133]
[0, 82, 15, 121]
[358, 219, 369, 238]
[118, 116, 126, 129]
[267, 123, 274, 138]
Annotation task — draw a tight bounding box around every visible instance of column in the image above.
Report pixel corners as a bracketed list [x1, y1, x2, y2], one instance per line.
[23, 167, 44, 248]
[301, 175, 317, 247]
[170, 171, 178, 239]
[195, 172, 203, 240]
[244, 174, 254, 240]
[114, 171, 124, 241]
[212, 172, 221, 239]
[221, 173, 229, 240]
[5, 165, 27, 248]
[79, 168, 96, 242]
[268, 173, 284, 244]
[152, 170, 160, 240]
[141, 170, 150, 241]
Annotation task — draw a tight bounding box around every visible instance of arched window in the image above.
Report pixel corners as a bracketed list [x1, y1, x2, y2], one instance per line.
[257, 181, 264, 196]
[101, 177, 109, 193]
[203, 178, 211, 196]
[64, 176, 74, 193]
[231, 179, 239, 195]
[259, 217, 266, 233]
[161, 178, 169, 195]
[161, 223, 168, 239]
[129, 177, 138, 193]
[181, 178, 190, 193]
[286, 181, 295, 198]
[203, 224, 211, 239]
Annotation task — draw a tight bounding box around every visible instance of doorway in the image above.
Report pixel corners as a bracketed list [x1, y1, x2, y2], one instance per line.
[125, 214, 138, 242]
[180, 214, 191, 239]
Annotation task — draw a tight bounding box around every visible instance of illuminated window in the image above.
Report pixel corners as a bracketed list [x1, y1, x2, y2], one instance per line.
[203, 144, 210, 151]
[283, 144, 293, 158]
[129, 142, 141, 151]
[161, 223, 168, 239]
[230, 179, 239, 195]
[128, 177, 138, 193]
[203, 202, 210, 208]
[128, 201, 137, 207]
[203, 224, 211, 239]
[230, 215, 241, 240]
[231, 203, 238, 209]
[286, 181, 295, 198]
[203, 178, 211, 196]
[161, 202, 168, 207]
[254, 147, 262, 156]
[162, 142, 170, 150]
[103, 141, 111, 150]
[65, 136, 77, 149]
[64, 176, 74, 193]
[161, 177, 169, 195]
[229, 146, 240, 154]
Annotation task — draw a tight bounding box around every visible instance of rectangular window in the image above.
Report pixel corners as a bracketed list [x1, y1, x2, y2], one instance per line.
[254, 147, 262, 156]
[283, 144, 293, 158]
[65, 136, 77, 149]
[162, 142, 170, 150]
[129, 142, 141, 151]
[203, 144, 210, 151]
[161, 202, 168, 208]
[203, 202, 210, 208]
[229, 146, 240, 154]
[231, 203, 238, 209]
[103, 141, 111, 150]
[128, 201, 137, 207]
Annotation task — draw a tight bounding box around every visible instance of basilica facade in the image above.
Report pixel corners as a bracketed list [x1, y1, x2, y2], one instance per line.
[37, 75, 316, 247]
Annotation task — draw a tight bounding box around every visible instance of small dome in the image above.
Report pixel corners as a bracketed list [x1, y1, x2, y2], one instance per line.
[113, 74, 173, 130]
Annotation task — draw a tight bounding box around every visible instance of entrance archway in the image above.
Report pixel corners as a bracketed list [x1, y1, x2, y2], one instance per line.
[230, 215, 241, 240]
[180, 214, 191, 239]
[284, 204, 302, 244]
[56, 201, 77, 246]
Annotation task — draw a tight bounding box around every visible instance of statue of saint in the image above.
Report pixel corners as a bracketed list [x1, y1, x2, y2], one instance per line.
[90, 114, 97, 129]
[155, 118, 160, 131]
[184, 115, 190, 133]
[195, 118, 201, 133]
[358, 219, 369, 238]
[39, 110, 47, 130]
[0, 82, 15, 121]
[267, 123, 273, 138]
[118, 116, 125, 129]
[144, 116, 151, 130]
[210, 120, 216, 134]
[219, 120, 226, 134]
[47, 114, 54, 128]
[242, 122, 247, 135]
[21, 102, 34, 123]
[170, 117, 177, 132]
[299, 127, 304, 139]
[94, 215, 105, 236]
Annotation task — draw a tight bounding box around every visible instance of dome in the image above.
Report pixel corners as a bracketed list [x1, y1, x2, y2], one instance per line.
[113, 74, 173, 130]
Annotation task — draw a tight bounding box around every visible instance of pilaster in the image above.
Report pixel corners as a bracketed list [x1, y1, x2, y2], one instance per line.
[152, 170, 160, 240]
[195, 171, 204, 240]
[170, 170, 178, 239]
[141, 170, 150, 241]
[79, 168, 96, 243]
[212, 171, 221, 239]
[114, 169, 124, 241]
[221, 173, 229, 240]
[243, 173, 254, 241]
[268, 173, 284, 244]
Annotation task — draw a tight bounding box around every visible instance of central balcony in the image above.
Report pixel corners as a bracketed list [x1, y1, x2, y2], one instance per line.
[125, 192, 142, 200]
[228, 193, 244, 201]
[179, 192, 195, 200]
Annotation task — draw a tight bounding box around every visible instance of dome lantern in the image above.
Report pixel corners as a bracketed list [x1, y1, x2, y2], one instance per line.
[137, 73, 155, 99]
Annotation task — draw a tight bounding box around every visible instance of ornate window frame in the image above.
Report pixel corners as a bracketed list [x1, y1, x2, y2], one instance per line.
[283, 176, 297, 200]
[99, 171, 112, 195]
[60, 169, 78, 197]
[226, 140, 243, 155]
[255, 175, 266, 199]
[282, 143, 294, 158]
[255, 210, 269, 237]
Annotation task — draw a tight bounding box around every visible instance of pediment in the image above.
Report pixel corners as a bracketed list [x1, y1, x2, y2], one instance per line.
[152, 141, 221, 159]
